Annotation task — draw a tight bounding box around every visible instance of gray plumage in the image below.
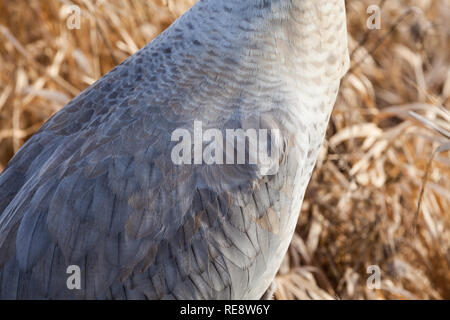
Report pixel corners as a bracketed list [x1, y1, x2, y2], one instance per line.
[0, 0, 349, 299]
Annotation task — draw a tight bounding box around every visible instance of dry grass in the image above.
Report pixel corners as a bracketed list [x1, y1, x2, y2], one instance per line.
[0, 0, 449, 300]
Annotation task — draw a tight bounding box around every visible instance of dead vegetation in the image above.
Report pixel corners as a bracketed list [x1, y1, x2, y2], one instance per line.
[0, 0, 448, 299]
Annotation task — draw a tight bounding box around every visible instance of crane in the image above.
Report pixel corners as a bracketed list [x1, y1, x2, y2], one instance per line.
[0, 0, 349, 299]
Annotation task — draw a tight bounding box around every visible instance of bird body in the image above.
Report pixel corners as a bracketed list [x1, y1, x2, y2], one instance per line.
[0, 0, 349, 299]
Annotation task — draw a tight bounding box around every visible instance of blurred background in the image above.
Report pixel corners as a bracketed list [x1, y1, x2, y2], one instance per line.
[0, 0, 449, 299]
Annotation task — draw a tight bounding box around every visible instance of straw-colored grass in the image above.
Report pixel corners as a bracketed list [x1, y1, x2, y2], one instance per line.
[0, 0, 448, 300]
